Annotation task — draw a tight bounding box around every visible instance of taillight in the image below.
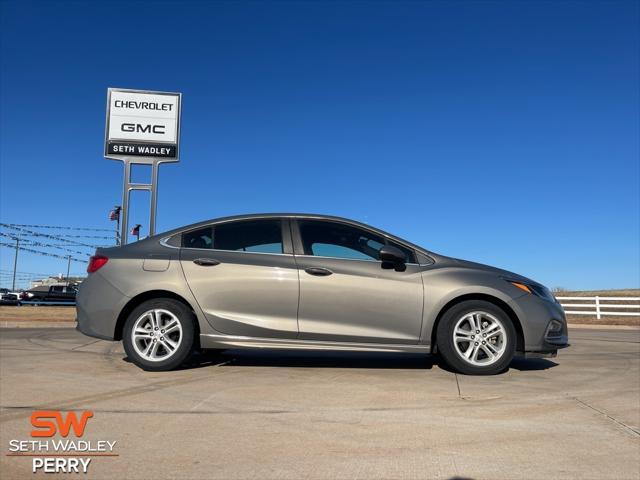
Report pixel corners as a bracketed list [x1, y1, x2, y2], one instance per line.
[87, 255, 109, 273]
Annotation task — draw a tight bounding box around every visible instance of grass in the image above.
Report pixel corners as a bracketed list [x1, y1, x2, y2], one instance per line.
[553, 288, 639, 297]
[0, 305, 75, 323]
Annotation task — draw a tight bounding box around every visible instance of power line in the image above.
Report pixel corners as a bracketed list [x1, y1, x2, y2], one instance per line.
[3, 223, 114, 232]
[0, 229, 115, 240]
[16, 241, 89, 257]
[0, 270, 55, 276]
[0, 224, 104, 249]
[0, 241, 88, 263]
[0, 273, 86, 279]
[18, 241, 110, 248]
[0, 233, 93, 256]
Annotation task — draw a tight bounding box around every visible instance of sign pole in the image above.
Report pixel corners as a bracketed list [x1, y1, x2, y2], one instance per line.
[120, 161, 131, 245]
[149, 161, 160, 236]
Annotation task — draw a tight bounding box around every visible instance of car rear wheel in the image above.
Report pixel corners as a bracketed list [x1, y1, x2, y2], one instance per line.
[123, 298, 196, 371]
[436, 300, 516, 375]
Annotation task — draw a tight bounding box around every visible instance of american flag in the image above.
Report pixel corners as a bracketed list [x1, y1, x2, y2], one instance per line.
[109, 206, 121, 221]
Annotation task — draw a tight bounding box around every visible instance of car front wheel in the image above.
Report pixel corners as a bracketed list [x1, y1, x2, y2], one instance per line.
[122, 298, 196, 371]
[436, 300, 516, 375]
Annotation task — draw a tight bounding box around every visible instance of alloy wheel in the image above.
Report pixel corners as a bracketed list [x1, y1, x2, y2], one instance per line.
[452, 311, 507, 366]
[131, 309, 183, 362]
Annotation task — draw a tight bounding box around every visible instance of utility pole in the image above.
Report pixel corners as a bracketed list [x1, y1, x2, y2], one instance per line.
[66, 255, 71, 286]
[11, 237, 19, 291]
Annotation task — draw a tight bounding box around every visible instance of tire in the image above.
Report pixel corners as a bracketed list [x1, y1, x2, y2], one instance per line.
[122, 298, 196, 371]
[436, 300, 516, 375]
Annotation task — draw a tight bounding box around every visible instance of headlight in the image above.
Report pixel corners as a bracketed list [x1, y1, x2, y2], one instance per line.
[505, 279, 557, 303]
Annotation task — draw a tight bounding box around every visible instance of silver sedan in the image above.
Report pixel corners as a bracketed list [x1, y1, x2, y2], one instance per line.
[76, 213, 568, 374]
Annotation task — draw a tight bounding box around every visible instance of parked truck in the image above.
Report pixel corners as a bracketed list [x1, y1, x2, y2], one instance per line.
[24, 285, 78, 304]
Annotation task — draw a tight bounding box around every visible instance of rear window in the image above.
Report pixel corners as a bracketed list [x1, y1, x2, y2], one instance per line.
[182, 227, 213, 249]
[181, 220, 283, 254]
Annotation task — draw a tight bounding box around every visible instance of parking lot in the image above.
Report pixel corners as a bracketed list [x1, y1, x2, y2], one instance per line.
[1, 326, 638, 480]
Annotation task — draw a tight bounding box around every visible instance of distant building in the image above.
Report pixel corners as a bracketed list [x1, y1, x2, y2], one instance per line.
[30, 276, 85, 289]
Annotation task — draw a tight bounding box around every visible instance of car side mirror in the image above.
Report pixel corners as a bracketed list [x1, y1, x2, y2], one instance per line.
[379, 245, 406, 266]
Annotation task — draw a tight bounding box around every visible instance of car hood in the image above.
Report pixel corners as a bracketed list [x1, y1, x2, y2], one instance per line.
[445, 256, 543, 287]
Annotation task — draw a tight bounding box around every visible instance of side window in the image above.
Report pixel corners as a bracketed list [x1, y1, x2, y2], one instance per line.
[165, 233, 182, 247]
[183, 226, 213, 249]
[298, 220, 416, 263]
[298, 221, 386, 261]
[213, 220, 283, 254]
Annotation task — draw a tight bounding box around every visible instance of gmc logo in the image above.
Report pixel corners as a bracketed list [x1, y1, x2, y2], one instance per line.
[121, 123, 165, 134]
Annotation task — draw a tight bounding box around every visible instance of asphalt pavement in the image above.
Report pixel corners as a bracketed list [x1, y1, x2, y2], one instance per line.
[0, 327, 638, 479]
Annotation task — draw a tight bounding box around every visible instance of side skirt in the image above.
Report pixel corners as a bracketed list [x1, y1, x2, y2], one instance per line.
[199, 334, 431, 353]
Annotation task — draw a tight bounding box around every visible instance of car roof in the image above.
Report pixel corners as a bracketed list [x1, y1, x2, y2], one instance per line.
[149, 212, 432, 256]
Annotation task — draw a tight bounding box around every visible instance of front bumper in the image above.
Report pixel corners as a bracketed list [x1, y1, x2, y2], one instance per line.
[508, 293, 570, 355]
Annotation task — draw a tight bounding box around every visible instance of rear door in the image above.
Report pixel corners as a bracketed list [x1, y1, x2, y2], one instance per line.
[293, 219, 424, 344]
[180, 218, 300, 338]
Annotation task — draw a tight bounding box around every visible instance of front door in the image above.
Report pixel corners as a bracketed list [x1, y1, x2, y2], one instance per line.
[180, 218, 299, 338]
[293, 219, 424, 344]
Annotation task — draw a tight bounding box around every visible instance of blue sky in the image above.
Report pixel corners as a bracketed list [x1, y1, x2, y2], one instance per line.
[0, 0, 638, 290]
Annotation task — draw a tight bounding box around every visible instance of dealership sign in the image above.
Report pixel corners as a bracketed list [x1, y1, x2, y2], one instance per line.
[105, 88, 181, 162]
[105, 87, 183, 242]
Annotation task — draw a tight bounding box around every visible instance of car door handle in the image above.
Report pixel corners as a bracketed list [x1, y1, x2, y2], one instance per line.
[305, 267, 333, 276]
[193, 258, 220, 266]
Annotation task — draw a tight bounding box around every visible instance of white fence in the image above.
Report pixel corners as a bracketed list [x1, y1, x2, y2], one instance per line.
[556, 296, 640, 319]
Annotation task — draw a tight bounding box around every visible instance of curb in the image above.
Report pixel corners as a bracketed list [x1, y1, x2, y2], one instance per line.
[568, 323, 640, 331]
[0, 321, 76, 329]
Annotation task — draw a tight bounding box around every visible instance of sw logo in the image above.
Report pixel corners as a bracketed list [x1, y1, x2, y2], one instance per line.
[5, 411, 104, 473]
[30, 410, 94, 438]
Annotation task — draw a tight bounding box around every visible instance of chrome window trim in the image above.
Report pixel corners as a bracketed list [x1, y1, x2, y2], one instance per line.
[188, 247, 292, 257]
[159, 236, 180, 249]
[162, 218, 288, 255]
[159, 214, 435, 265]
[294, 254, 419, 266]
[161, 238, 293, 257]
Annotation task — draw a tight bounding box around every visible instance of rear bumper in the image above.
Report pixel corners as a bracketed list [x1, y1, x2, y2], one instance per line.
[76, 272, 130, 341]
[75, 320, 114, 341]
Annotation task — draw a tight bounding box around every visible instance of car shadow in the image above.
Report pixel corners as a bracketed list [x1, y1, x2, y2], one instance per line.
[124, 351, 557, 372]
[509, 357, 558, 371]
[191, 350, 437, 370]
[436, 356, 558, 374]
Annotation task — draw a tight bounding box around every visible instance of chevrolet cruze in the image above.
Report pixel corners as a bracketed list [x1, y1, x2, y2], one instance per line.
[76, 213, 569, 375]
